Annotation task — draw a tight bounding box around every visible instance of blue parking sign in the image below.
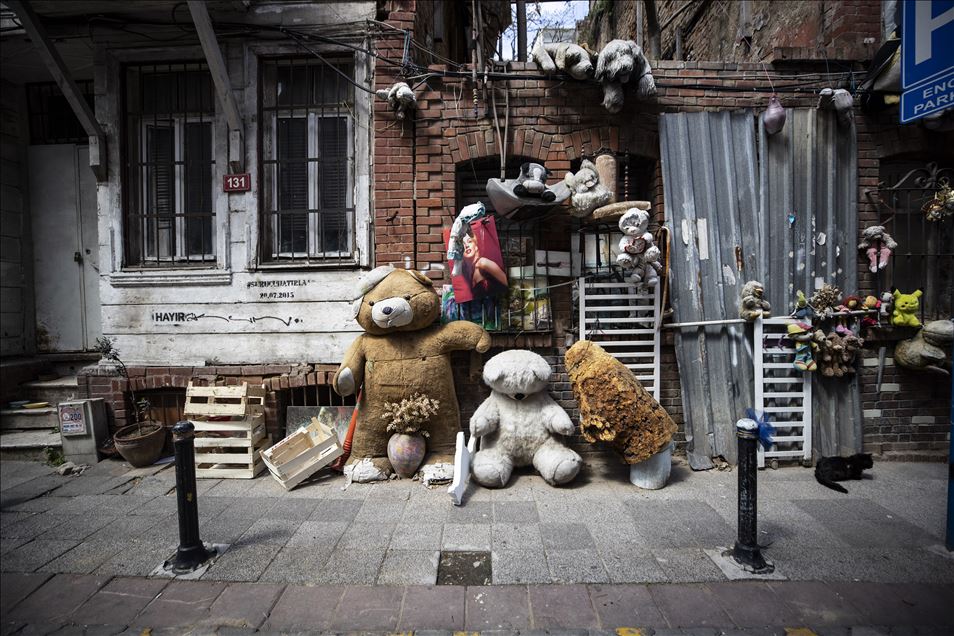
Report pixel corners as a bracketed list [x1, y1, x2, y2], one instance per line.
[901, 0, 954, 122]
[902, 0, 954, 89]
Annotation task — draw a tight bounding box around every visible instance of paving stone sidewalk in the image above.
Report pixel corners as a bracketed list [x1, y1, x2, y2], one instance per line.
[2, 571, 952, 634]
[1, 457, 952, 632]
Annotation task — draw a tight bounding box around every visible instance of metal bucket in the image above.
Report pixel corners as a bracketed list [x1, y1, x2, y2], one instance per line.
[629, 441, 674, 489]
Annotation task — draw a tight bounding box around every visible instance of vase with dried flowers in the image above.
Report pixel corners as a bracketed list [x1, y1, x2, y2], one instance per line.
[382, 392, 440, 478]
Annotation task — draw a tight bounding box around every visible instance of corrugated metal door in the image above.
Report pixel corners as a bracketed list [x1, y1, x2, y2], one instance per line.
[661, 108, 859, 467]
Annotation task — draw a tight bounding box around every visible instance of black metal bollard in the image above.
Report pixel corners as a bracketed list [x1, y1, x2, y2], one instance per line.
[168, 421, 212, 572]
[731, 418, 774, 573]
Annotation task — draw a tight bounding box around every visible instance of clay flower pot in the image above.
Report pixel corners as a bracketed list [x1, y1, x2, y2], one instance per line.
[387, 432, 426, 478]
[114, 421, 166, 468]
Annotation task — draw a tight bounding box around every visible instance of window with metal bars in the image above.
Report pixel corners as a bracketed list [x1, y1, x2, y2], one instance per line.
[872, 160, 954, 321]
[26, 81, 94, 145]
[260, 58, 355, 264]
[123, 63, 216, 267]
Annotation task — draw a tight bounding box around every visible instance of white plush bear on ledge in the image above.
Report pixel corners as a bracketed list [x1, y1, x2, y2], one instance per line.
[470, 350, 582, 488]
[616, 208, 661, 289]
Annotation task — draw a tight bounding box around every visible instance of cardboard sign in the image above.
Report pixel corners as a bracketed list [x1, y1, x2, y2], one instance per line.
[223, 173, 251, 192]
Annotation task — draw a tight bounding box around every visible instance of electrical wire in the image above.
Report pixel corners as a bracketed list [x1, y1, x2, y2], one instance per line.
[281, 27, 377, 95]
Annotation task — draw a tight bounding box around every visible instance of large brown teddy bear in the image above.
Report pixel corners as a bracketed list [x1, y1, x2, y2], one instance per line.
[333, 266, 491, 480]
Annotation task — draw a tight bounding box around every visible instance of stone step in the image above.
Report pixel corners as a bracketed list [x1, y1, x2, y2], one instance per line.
[20, 376, 83, 407]
[0, 429, 62, 462]
[0, 408, 59, 431]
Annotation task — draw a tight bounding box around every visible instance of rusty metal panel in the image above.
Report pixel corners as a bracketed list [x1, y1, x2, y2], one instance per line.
[660, 110, 760, 469]
[661, 108, 859, 468]
[759, 108, 860, 458]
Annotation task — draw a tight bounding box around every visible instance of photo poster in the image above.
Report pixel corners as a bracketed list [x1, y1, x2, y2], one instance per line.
[442, 217, 508, 330]
[504, 279, 551, 331]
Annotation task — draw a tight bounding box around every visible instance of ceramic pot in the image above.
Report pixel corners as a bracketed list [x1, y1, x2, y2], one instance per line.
[114, 421, 166, 468]
[387, 433, 426, 478]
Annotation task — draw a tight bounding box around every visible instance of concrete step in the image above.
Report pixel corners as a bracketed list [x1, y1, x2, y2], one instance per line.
[0, 408, 59, 431]
[0, 429, 62, 461]
[21, 376, 82, 407]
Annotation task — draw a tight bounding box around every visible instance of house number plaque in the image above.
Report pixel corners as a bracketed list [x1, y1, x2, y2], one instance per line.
[223, 173, 251, 192]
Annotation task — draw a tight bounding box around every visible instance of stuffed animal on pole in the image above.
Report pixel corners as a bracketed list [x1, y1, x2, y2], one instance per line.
[470, 350, 581, 488]
[890, 289, 922, 327]
[857, 226, 897, 273]
[740, 281, 771, 321]
[564, 159, 612, 217]
[565, 340, 677, 465]
[333, 266, 491, 481]
[595, 39, 656, 113]
[616, 208, 661, 289]
[375, 81, 417, 120]
[531, 40, 594, 80]
[512, 162, 556, 201]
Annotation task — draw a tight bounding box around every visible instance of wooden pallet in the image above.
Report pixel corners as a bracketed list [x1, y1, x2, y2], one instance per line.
[261, 417, 342, 490]
[185, 382, 270, 479]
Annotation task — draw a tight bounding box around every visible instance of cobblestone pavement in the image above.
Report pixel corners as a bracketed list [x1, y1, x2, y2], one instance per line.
[1, 457, 952, 633]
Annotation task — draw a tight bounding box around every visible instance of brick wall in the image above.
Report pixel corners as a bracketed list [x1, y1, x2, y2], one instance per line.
[373, 0, 948, 461]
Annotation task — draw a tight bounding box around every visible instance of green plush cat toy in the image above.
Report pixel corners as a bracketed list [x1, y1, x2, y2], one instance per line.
[890, 289, 922, 328]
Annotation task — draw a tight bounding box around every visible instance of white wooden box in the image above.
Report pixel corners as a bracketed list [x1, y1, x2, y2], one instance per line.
[185, 382, 270, 479]
[261, 417, 343, 490]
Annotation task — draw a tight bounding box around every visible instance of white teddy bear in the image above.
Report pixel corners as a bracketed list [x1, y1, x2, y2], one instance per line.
[616, 208, 661, 289]
[564, 159, 612, 217]
[470, 350, 582, 488]
[375, 81, 416, 120]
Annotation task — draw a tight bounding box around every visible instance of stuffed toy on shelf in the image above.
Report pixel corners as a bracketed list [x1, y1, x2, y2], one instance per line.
[890, 289, 923, 327]
[564, 159, 612, 217]
[792, 290, 814, 320]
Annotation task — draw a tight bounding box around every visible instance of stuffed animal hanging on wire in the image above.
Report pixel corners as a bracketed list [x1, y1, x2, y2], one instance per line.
[857, 226, 897, 273]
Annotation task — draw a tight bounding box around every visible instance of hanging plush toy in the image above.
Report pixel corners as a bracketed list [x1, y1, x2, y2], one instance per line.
[616, 208, 661, 289]
[564, 159, 612, 217]
[857, 226, 897, 273]
[861, 295, 881, 328]
[840, 332, 864, 374]
[740, 281, 772, 321]
[763, 94, 786, 135]
[375, 81, 417, 120]
[890, 289, 922, 327]
[816, 330, 844, 377]
[787, 322, 817, 372]
[792, 290, 814, 320]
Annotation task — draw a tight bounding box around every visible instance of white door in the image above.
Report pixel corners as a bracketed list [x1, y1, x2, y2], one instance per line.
[28, 145, 102, 352]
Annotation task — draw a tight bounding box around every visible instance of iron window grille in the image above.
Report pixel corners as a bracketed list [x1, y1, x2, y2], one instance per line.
[26, 81, 94, 145]
[260, 57, 356, 264]
[123, 63, 216, 268]
[870, 160, 954, 321]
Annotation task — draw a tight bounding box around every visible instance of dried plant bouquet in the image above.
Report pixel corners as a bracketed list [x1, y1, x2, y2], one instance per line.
[382, 392, 440, 437]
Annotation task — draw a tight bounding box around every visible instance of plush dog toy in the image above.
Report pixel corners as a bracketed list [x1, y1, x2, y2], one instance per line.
[595, 39, 656, 113]
[617, 208, 661, 288]
[531, 40, 594, 80]
[375, 81, 417, 120]
[333, 266, 491, 480]
[470, 350, 581, 488]
[564, 159, 612, 217]
[890, 289, 922, 327]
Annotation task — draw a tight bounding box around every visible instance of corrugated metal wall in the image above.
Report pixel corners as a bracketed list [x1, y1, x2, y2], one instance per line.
[661, 108, 859, 468]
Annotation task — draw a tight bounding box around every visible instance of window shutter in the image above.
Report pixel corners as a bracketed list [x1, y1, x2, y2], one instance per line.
[184, 122, 213, 256]
[319, 116, 349, 252]
[277, 118, 309, 253]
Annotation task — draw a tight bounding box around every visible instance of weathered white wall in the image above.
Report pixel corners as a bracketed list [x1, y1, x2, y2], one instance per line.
[0, 80, 34, 357]
[93, 2, 376, 366]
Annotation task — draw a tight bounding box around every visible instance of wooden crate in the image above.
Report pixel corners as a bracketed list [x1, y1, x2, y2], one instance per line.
[185, 383, 270, 479]
[261, 417, 342, 490]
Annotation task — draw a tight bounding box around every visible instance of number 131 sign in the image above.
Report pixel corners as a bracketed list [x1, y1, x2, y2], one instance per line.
[223, 173, 251, 192]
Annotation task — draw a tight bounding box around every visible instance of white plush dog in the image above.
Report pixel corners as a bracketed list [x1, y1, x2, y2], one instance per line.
[470, 350, 582, 488]
[616, 208, 661, 289]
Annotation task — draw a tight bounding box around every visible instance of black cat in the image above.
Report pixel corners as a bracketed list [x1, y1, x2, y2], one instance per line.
[814, 453, 873, 493]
